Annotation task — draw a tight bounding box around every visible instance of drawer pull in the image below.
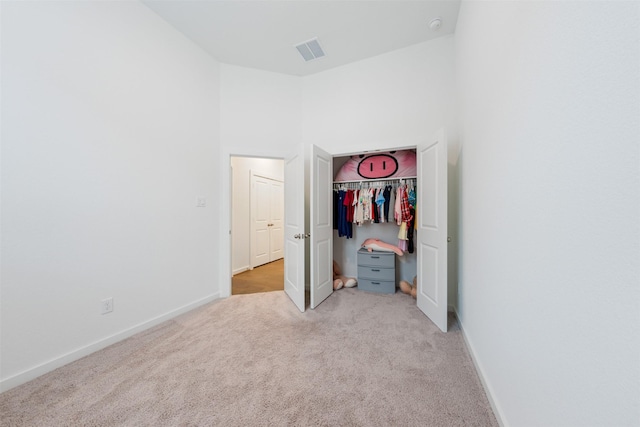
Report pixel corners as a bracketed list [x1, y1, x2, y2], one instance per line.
[371, 269, 380, 272]
[371, 282, 380, 285]
[371, 256, 380, 259]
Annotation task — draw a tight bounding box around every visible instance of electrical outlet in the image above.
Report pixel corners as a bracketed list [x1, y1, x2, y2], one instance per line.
[101, 297, 113, 314]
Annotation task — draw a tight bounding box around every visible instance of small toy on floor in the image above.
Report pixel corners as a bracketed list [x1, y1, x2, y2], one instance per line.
[333, 260, 357, 290]
[399, 276, 417, 299]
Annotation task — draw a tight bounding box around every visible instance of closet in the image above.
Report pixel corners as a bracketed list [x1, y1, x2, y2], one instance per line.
[283, 130, 448, 332]
[332, 163, 418, 291]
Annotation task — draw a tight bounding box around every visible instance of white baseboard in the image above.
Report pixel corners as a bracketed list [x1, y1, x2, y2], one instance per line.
[454, 308, 507, 427]
[232, 266, 249, 276]
[0, 293, 220, 393]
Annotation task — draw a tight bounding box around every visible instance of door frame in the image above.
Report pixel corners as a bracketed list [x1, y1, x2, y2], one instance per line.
[330, 141, 447, 328]
[221, 149, 287, 299]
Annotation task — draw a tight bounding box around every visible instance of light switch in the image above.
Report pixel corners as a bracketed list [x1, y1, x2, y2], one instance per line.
[197, 197, 207, 207]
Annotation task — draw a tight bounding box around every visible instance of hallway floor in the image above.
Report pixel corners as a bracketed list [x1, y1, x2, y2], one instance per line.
[231, 259, 284, 295]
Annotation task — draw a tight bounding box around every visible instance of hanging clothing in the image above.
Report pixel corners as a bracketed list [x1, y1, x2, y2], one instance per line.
[343, 190, 353, 239]
[371, 189, 378, 223]
[408, 187, 416, 209]
[337, 189, 346, 237]
[375, 188, 386, 223]
[337, 190, 353, 239]
[351, 189, 358, 225]
[400, 187, 412, 224]
[345, 190, 355, 224]
[363, 188, 373, 222]
[397, 222, 408, 252]
[383, 185, 392, 222]
[333, 190, 340, 230]
[394, 187, 403, 225]
[407, 206, 415, 254]
[397, 185, 413, 249]
[355, 189, 364, 225]
[332, 180, 416, 240]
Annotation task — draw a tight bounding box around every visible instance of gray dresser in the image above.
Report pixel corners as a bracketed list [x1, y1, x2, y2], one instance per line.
[357, 248, 396, 294]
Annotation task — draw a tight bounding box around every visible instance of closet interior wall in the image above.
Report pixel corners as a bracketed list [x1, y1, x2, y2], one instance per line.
[332, 155, 417, 286]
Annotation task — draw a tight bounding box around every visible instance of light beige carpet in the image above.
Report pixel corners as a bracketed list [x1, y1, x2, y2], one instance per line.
[0, 289, 497, 426]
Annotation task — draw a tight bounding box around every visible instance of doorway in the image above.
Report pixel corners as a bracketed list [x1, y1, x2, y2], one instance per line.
[230, 156, 285, 295]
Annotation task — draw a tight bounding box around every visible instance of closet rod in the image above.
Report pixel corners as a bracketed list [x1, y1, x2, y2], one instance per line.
[333, 176, 417, 184]
[332, 178, 416, 191]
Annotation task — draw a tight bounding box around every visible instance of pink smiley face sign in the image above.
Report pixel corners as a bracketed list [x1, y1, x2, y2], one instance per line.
[334, 150, 416, 181]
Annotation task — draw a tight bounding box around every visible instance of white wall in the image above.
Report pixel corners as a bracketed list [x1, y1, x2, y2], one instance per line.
[455, 1, 640, 426]
[219, 64, 301, 296]
[302, 37, 458, 293]
[220, 64, 303, 157]
[230, 157, 284, 274]
[302, 36, 456, 154]
[0, 1, 221, 391]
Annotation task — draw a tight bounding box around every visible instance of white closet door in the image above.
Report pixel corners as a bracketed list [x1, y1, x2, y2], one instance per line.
[416, 129, 448, 332]
[310, 144, 333, 309]
[284, 146, 306, 312]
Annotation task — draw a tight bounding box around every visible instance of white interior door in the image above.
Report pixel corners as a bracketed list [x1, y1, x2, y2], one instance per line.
[284, 146, 306, 312]
[269, 180, 284, 261]
[252, 175, 284, 267]
[251, 175, 271, 268]
[310, 145, 333, 309]
[416, 129, 448, 332]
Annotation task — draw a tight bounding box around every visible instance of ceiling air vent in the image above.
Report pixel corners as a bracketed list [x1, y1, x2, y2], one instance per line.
[295, 38, 325, 62]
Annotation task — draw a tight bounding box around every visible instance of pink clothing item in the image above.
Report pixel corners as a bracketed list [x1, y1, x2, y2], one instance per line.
[361, 238, 403, 256]
[395, 187, 403, 225]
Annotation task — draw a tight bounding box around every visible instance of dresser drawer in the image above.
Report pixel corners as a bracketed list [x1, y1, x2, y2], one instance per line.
[358, 278, 395, 294]
[357, 265, 395, 281]
[357, 248, 395, 268]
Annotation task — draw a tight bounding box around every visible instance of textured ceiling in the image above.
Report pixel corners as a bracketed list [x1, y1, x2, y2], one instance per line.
[143, 0, 461, 76]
